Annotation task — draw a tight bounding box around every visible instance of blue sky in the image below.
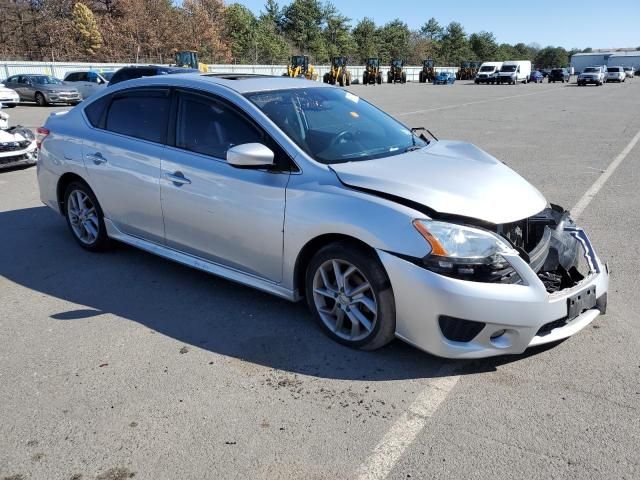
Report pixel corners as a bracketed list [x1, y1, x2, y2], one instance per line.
[237, 0, 640, 50]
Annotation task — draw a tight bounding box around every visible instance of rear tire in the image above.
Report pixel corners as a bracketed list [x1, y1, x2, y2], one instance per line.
[64, 181, 110, 252]
[305, 241, 396, 351]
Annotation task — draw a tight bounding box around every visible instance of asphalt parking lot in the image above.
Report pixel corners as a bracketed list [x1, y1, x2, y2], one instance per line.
[1, 79, 639, 480]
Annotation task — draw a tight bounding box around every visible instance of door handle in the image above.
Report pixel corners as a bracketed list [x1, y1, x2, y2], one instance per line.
[86, 152, 106, 165]
[164, 171, 191, 186]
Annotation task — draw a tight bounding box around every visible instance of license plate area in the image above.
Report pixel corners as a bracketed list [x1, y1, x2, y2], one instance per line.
[567, 286, 596, 320]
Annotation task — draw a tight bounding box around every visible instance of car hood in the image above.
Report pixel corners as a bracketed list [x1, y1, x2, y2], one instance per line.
[330, 140, 547, 224]
[0, 86, 18, 95]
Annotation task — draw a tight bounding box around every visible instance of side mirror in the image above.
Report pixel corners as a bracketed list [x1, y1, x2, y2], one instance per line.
[227, 143, 274, 168]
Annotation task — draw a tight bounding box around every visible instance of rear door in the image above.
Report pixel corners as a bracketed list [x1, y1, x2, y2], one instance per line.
[81, 88, 168, 243]
[160, 89, 290, 282]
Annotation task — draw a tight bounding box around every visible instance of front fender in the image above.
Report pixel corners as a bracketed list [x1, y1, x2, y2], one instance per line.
[282, 170, 430, 291]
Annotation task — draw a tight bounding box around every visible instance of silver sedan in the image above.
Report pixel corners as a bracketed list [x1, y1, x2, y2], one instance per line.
[36, 74, 609, 358]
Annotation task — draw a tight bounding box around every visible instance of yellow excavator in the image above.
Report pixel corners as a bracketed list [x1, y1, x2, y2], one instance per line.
[284, 55, 318, 80]
[323, 56, 351, 86]
[174, 50, 208, 73]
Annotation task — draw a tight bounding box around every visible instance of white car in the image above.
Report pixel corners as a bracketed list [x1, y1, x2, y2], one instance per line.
[63, 71, 110, 99]
[0, 83, 20, 107]
[0, 106, 37, 170]
[606, 66, 626, 83]
[623, 67, 635, 79]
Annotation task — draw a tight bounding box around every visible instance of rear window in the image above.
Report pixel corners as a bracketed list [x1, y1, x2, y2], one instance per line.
[104, 90, 170, 143]
[608, 67, 621, 72]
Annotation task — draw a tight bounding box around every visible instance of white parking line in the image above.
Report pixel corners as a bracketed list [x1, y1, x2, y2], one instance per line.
[354, 127, 640, 480]
[392, 88, 564, 118]
[571, 128, 640, 220]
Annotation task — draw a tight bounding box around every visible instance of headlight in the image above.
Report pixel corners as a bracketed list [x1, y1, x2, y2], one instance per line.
[412, 219, 521, 283]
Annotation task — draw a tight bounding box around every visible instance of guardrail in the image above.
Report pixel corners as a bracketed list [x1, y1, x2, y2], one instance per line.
[1, 61, 460, 83]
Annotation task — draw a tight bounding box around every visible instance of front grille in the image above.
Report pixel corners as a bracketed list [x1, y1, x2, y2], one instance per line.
[536, 317, 568, 337]
[439, 316, 486, 342]
[0, 153, 35, 166]
[0, 141, 30, 153]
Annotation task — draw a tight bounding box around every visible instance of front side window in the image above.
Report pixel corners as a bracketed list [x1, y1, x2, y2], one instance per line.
[246, 88, 427, 165]
[175, 92, 263, 159]
[105, 90, 170, 143]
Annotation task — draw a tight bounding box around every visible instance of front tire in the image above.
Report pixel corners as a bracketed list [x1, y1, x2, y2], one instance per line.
[35, 92, 47, 106]
[305, 242, 396, 350]
[64, 181, 110, 252]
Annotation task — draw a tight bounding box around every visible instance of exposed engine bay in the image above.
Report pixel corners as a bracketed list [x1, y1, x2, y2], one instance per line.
[497, 205, 594, 293]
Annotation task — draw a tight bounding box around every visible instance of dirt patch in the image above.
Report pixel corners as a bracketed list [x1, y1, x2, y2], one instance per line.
[95, 467, 135, 480]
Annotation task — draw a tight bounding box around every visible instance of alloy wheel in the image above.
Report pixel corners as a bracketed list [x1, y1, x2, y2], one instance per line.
[67, 190, 99, 245]
[312, 259, 377, 342]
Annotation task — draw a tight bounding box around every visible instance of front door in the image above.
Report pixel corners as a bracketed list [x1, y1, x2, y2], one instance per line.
[160, 90, 289, 282]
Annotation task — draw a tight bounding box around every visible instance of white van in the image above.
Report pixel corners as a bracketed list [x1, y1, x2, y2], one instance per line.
[474, 62, 503, 84]
[497, 60, 532, 84]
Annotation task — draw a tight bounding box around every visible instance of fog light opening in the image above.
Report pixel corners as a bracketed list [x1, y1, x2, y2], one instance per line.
[490, 329, 506, 340]
[489, 329, 515, 348]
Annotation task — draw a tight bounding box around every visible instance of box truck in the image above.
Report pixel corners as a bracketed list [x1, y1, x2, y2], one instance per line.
[496, 60, 532, 84]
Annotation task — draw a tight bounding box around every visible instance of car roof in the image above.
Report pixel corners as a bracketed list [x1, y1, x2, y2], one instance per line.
[111, 73, 330, 94]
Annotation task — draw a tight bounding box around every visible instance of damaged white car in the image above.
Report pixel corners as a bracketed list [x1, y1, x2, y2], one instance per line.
[36, 75, 609, 358]
[0, 105, 37, 170]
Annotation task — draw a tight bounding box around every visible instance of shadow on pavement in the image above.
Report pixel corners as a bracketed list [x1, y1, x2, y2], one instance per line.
[0, 206, 551, 381]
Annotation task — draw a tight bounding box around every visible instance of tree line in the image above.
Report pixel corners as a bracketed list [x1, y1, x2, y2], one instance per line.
[0, 0, 590, 67]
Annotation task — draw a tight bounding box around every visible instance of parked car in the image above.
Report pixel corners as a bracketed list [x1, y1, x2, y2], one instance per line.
[3, 74, 81, 105]
[36, 74, 609, 359]
[606, 66, 626, 83]
[0, 83, 20, 107]
[433, 71, 455, 85]
[548, 68, 570, 83]
[577, 66, 605, 86]
[541, 69, 552, 78]
[0, 104, 37, 170]
[63, 70, 110, 99]
[108, 65, 198, 86]
[623, 66, 635, 78]
[529, 70, 544, 83]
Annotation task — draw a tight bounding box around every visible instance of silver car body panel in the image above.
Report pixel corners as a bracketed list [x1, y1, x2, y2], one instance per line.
[37, 74, 610, 358]
[330, 140, 547, 224]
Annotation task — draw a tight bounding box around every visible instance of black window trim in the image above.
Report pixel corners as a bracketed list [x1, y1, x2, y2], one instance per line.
[82, 86, 172, 146]
[168, 87, 298, 173]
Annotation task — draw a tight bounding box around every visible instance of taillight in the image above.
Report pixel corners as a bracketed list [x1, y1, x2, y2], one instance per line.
[36, 127, 49, 149]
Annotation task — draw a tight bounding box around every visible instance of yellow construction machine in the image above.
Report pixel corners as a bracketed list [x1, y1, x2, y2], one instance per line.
[362, 58, 382, 85]
[284, 55, 318, 80]
[174, 50, 208, 72]
[323, 56, 351, 86]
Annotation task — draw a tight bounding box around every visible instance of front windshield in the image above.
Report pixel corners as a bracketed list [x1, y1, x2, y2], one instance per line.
[367, 59, 379, 67]
[551, 69, 562, 74]
[500, 65, 517, 72]
[584, 68, 598, 73]
[246, 88, 427, 165]
[392, 60, 402, 67]
[333, 58, 345, 66]
[30, 75, 62, 85]
[479, 66, 494, 72]
[292, 56, 305, 67]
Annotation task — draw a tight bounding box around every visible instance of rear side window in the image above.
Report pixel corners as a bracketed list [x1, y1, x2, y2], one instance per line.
[84, 94, 112, 128]
[105, 90, 170, 143]
[175, 92, 263, 159]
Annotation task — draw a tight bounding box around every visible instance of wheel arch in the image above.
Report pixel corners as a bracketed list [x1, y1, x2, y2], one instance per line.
[56, 172, 90, 215]
[293, 233, 376, 298]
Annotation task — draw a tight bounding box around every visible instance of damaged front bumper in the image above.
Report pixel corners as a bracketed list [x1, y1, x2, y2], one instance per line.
[377, 208, 609, 359]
